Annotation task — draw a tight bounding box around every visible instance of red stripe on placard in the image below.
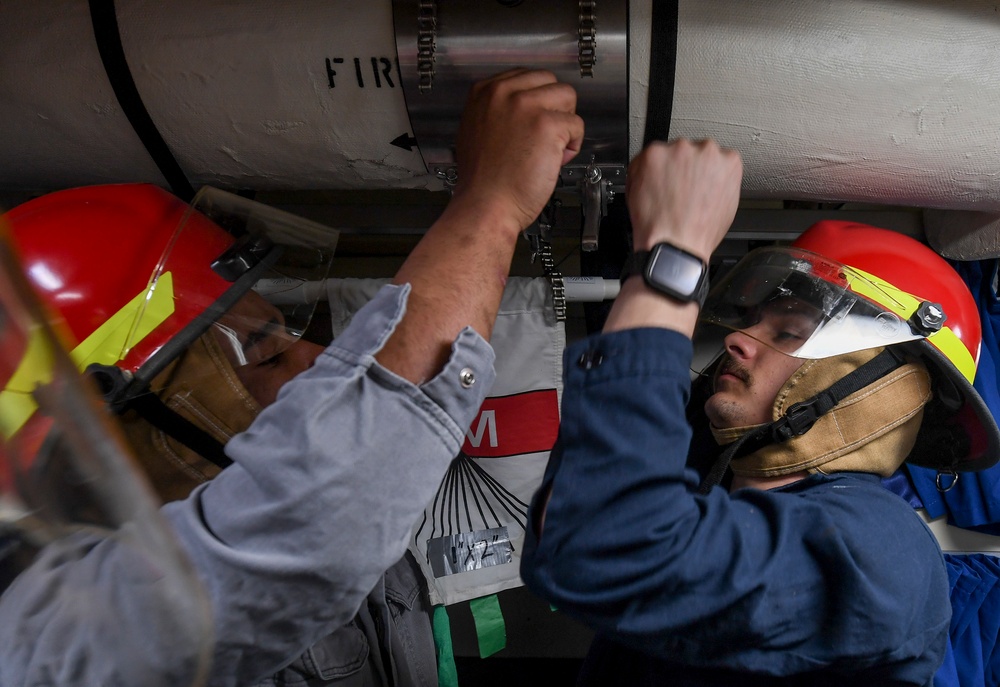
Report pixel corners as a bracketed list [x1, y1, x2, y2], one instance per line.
[462, 389, 559, 458]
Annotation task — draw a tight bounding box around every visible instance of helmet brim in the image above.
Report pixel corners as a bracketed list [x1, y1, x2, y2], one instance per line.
[906, 340, 1000, 473]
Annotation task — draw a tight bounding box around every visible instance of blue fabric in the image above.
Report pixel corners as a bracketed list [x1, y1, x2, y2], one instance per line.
[882, 470, 926, 510]
[880, 258, 1000, 687]
[521, 327, 950, 686]
[934, 554, 1000, 687]
[907, 259, 1000, 528]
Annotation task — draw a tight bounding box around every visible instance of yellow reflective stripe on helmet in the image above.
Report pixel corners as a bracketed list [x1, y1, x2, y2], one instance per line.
[0, 273, 176, 441]
[69, 272, 176, 370]
[844, 266, 921, 320]
[929, 326, 977, 383]
[847, 266, 976, 383]
[0, 327, 55, 440]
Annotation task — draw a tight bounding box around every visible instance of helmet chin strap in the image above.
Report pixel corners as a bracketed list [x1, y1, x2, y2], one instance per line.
[81, 238, 285, 473]
[696, 347, 907, 495]
[86, 363, 233, 469]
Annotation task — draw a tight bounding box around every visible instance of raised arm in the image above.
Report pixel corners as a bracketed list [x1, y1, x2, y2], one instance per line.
[159, 70, 582, 685]
[378, 68, 584, 382]
[604, 138, 742, 337]
[528, 139, 742, 533]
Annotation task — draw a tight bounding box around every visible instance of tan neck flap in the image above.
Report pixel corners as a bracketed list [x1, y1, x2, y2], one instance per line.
[729, 349, 932, 478]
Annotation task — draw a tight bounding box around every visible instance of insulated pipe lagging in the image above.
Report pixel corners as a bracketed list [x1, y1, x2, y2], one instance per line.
[653, 0, 1000, 211]
[4, 0, 1000, 215]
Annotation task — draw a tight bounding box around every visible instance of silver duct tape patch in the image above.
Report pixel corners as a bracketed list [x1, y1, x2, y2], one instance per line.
[426, 526, 513, 578]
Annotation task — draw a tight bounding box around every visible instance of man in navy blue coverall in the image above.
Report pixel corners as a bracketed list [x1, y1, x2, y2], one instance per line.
[519, 139, 997, 686]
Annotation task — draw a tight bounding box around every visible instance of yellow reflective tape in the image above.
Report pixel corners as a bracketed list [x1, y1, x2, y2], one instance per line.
[0, 327, 54, 440]
[844, 266, 921, 320]
[929, 327, 977, 383]
[69, 272, 175, 371]
[0, 274, 175, 441]
[847, 266, 976, 382]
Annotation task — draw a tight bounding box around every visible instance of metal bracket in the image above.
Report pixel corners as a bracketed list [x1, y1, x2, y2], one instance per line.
[433, 165, 458, 194]
[430, 158, 625, 254]
[560, 160, 625, 252]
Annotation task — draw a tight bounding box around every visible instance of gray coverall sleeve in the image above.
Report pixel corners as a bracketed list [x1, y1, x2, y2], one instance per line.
[0, 284, 495, 687]
[165, 283, 496, 686]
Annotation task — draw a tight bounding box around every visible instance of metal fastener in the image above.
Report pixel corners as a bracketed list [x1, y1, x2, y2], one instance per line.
[459, 368, 476, 388]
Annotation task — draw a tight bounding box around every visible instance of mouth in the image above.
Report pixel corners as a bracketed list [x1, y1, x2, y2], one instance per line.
[715, 361, 749, 386]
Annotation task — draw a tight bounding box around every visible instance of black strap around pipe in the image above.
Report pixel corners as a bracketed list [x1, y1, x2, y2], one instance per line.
[89, 0, 195, 202]
[642, 0, 680, 146]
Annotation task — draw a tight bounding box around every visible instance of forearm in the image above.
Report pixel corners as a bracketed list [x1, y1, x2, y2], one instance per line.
[376, 69, 583, 384]
[603, 138, 742, 339]
[380, 196, 522, 382]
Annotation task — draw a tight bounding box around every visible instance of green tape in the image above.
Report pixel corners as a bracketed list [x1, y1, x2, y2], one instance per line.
[432, 605, 458, 687]
[469, 593, 507, 658]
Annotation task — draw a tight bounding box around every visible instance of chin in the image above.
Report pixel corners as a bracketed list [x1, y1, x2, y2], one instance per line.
[705, 396, 747, 429]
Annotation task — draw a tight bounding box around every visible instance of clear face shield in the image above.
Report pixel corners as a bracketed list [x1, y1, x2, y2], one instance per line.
[106, 187, 340, 402]
[692, 246, 927, 377]
[0, 230, 213, 684]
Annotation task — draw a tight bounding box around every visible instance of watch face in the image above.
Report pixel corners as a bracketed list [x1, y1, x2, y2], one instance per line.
[647, 245, 704, 297]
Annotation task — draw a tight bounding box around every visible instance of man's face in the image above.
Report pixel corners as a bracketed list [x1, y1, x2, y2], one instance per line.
[704, 298, 818, 428]
[210, 291, 326, 408]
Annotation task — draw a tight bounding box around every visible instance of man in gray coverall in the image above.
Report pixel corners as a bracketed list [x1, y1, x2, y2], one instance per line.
[0, 68, 584, 687]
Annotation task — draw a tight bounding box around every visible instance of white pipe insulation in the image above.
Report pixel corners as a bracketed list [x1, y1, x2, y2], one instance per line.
[2, 0, 422, 192]
[651, 0, 1000, 212]
[4, 0, 1000, 222]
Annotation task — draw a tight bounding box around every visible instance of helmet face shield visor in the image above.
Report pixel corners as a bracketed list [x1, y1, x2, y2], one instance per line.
[0, 229, 213, 682]
[130, 187, 339, 393]
[695, 246, 926, 375]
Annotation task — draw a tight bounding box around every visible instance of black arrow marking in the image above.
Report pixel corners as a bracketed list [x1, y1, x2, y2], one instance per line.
[390, 133, 418, 151]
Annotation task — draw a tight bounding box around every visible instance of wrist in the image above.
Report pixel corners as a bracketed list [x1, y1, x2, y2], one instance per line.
[603, 278, 700, 336]
[443, 191, 527, 241]
[620, 242, 710, 309]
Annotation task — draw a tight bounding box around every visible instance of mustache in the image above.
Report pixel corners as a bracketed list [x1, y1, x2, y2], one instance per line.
[715, 356, 751, 386]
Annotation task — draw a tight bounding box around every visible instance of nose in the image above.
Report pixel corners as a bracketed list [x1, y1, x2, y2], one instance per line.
[723, 329, 760, 361]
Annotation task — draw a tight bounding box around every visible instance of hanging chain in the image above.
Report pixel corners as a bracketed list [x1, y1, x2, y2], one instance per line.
[538, 238, 567, 322]
[578, 0, 597, 77]
[417, 1, 437, 93]
[528, 200, 567, 322]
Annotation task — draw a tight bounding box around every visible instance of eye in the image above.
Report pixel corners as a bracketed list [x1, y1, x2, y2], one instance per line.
[258, 352, 283, 368]
[773, 329, 805, 342]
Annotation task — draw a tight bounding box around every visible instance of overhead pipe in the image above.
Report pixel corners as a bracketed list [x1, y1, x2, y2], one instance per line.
[3, 1, 1000, 254]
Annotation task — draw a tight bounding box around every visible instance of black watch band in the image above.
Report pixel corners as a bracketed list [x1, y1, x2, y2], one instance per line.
[620, 243, 710, 308]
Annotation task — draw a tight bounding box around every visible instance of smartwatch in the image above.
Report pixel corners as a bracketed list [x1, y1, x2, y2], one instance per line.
[620, 242, 710, 308]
